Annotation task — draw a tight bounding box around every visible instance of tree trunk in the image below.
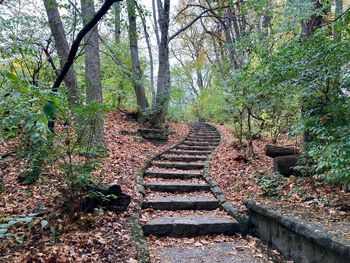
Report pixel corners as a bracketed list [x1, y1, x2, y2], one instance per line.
[264, 144, 298, 158]
[150, 0, 170, 129]
[246, 108, 254, 156]
[334, 0, 343, 41]
[43, 0, 80, 107]
[152, 0, 160, 47]
[137, 3, 156, 104]
[81, 0, 105, 149]
[114, 1, 121, 44]
[127, 0, 149, 121]
[301, 0, 323, 38]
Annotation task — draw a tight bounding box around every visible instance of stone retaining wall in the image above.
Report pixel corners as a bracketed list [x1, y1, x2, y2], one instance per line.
[245, 199, 350, 263]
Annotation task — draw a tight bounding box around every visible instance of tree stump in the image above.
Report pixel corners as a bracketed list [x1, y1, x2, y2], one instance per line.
[264, 144, 298, 158]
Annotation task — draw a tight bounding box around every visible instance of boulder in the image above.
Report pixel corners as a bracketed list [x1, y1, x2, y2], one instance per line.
[273, 155, 299, 176]
[138, 128, 168, 140]
[83, 183, 131, 212]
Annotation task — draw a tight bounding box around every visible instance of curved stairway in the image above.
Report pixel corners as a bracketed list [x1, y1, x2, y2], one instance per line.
[141, 123, 240, 237]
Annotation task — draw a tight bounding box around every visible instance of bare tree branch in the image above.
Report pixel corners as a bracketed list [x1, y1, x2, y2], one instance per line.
[52, 0, 123, 92]
[169, 7, 225, 42]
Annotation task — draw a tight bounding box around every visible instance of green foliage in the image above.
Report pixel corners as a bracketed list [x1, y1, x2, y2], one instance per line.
[259, 173, 287, 197]
[306, 98, 350, 187]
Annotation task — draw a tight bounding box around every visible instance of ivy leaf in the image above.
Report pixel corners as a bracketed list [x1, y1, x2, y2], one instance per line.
[40, 220, 48, 228]
[43, 101, 56, 119]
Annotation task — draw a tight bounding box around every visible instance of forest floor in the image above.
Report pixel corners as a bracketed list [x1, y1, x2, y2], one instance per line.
[0, 116, 349, 262]
[0, 112, 188, 262]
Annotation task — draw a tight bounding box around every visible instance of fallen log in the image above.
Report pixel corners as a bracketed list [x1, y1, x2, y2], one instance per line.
[264, 144, 297, 158]
[273, 155, 299, 176]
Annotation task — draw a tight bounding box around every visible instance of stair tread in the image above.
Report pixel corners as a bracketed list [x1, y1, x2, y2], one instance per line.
[168, 150, 211, 155]
[142, 196, 219, 210]
[144, 182, 209, 187]
[144, 182, 210, 192]
[144, 214, 236, 225]
[144, 195, 217, 203]
[152, 161, 205, 170]
[142, 215, 240, 236]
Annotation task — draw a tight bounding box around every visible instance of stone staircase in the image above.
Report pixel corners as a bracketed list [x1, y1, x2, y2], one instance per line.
[141, 123, 240, 237]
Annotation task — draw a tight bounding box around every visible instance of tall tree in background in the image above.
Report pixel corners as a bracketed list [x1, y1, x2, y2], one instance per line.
[150, 0, 171, 128]
[43, 0, 80, 107]
[334, 0, 343, 41]
[127, 0, 149, 122]
[114, 1, 121, 43]
[81, 0, 105, 148]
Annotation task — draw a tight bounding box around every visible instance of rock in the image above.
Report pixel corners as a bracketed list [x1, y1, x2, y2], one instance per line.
[82, 183, 131, 212]
[265, 144, 298, 158]
[120, 130, 140, 136]
[138, 128, 168, 140]
[133, 137, 146, 143]
[273, 155, 299, 176]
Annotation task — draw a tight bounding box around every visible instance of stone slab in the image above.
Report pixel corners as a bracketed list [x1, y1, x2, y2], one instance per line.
[161, 155, 208, 162]
[142, 215, 240, 236]
[168, 150, 212, 156]
[142, 196, 219, 210]
[177, 145, 215, 151]
[144, 182, 210, 192]
[144, 171, 202, 179]
[152, 161, 205, 170]
[152, 242, 261, 263]
[183, 141, 219, 147]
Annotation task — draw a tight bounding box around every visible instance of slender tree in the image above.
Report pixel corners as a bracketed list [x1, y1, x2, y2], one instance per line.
[81, 0, 105, 148]
[114, 1, 122, 43]
[150, 0, 171, 128]
[43, 0, 80, 107]
[127, 0, 149, 122]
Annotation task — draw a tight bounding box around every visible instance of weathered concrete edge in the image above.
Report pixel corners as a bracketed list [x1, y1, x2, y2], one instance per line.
[132, 213, 151, 263]
[132, 125, 191, 262]
[202, 124, 245, 224]
[244, 199, 350, 258]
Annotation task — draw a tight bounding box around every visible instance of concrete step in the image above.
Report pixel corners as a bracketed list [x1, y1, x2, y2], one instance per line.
[142, 215, 240, 237]
[183, 141, 219, 147]
[152, 161, 205, 170]
[177, 145, 215, 151]
[168, 150, 212, 156]
[142, 196, 219, 210]
[144, 171, 202, 179]
[186, 138, 220, 142]
[143, 182, 210, 192]
[161, 155, 207, 162]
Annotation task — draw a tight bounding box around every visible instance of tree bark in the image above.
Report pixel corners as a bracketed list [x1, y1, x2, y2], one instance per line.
[150, 0, 170, 129]
[81, 0, 105, 148]
[43, 0, 80, 107]
[127, 0, 149, 119]
[301, 0, 323, 38]
[334, 0, 343, 41]
[114, 1, 121, 43]
[152, 0, 160, 47]
[136, 2, 156, 104]
[264, 144, 298, 158]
